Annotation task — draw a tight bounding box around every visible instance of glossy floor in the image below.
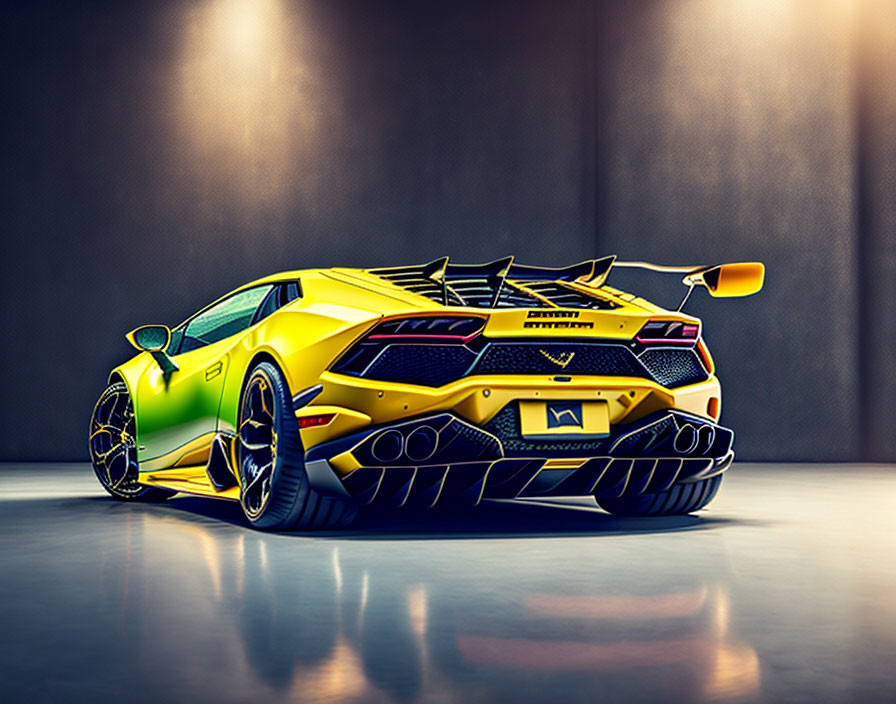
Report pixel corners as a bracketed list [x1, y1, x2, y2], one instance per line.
[1, 464, 895, 703]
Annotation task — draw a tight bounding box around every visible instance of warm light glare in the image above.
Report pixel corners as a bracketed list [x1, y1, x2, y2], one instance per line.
[174, 0, 327, 210]
[217, 0, 269, 56]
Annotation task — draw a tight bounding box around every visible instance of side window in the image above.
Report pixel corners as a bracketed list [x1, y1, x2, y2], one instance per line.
[178, 285, 273, 354]
[167, 327, 185, 355]
[253, 286, 282, 324]
[285, 280, 301, 303]
[252, 279, 303, 325]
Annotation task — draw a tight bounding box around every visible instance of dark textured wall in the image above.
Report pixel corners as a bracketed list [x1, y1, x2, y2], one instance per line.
[0, 0, 892, 461]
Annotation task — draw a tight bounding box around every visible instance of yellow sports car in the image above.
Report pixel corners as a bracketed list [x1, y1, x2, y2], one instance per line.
[88, 256, 764, 530]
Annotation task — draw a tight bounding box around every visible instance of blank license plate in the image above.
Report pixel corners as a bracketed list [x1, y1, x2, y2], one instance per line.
[519, 400, 610, 439]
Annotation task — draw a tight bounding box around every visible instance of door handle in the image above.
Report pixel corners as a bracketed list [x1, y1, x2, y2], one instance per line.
[205, 361, 223, 382]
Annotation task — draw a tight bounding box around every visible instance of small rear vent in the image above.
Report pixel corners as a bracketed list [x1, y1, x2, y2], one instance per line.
[638, 348, 708, 388]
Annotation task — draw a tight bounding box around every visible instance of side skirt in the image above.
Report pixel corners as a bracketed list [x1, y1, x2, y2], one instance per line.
[139, 466, 240, 500]
[138, 431, 241, 500]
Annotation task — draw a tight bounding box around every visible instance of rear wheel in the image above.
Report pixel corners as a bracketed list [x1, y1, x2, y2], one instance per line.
[236, 362, 357, 531]
[88, 381, 175, 502]
[595, 475, 723, 517]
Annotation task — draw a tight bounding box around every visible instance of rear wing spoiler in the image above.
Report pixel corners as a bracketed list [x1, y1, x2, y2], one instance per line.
[417, 255, 615, 284]
[612, 259, 766, 309]
[370, 256, 764, 310]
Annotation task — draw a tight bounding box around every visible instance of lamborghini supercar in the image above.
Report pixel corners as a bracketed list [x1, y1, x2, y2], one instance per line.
[88, 256, 764, 530]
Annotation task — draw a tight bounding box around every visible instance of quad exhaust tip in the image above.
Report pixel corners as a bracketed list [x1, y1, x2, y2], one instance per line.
[673, 422, 716, 455]
[370, 425, 440, 464]
[371, 429, 404, 463]
[405, 425, 438, 462]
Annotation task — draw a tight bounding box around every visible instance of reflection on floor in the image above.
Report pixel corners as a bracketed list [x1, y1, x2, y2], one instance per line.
[1, 463, 894, 703]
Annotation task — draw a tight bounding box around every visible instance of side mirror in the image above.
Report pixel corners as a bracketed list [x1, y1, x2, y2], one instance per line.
[126, 325, 171, 352]
[125, 325, 178, 376]
[687, 262, 765, 298]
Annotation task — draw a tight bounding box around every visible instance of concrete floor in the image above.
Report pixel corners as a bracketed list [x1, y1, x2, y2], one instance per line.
[1, 464, 895, 703]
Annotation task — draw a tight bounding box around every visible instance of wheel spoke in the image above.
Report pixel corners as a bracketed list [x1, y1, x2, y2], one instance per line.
[107, 446, 132, 489]
[101, 443, 129, 485]
[248, 383, 273, 422]
[239, 438, 271, 452]
[97, 441, 127, 462]
[90, 382, 142, 496]
[239, 422, 273, 452]
[243, 461, 272, 496]
[89, 425, 124, 442]
[238, 372, 281, 519]
[259, 383, 274, 420]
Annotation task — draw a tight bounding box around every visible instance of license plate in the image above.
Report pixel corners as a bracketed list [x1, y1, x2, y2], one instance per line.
[519, 400, 610, 439]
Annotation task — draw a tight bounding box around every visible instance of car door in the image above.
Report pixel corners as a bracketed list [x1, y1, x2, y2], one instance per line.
[134, 285, 273, 470]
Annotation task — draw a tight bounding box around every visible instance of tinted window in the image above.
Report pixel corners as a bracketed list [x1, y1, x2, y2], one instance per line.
[253, 286, 282, 324]
[179, 285, 272, 353]
[252, 280, 302, 325]
[167, 327, 185, 355]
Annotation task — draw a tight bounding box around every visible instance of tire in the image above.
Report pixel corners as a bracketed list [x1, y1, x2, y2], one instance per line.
[595, 474, 723, 517]
[88, 381, 176, 502]
[236, 361, 358, 531]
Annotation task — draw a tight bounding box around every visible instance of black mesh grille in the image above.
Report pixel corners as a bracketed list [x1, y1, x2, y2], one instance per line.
[639, 348, 708, 387]
[345, 342, 708, 388]
[337, 337, 708, 389]
[474, 342, 644, 377]
[362, 345, 477, 386]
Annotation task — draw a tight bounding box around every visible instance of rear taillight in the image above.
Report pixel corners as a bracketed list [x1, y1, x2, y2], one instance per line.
[330, 316, 485, 378]
[365, 316, 485, 343]
[298, 413, 335, 428]
[636, 320, 700, 346]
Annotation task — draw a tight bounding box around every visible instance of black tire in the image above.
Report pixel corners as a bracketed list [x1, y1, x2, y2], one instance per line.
[595, 474, 723, 517]
[88, 381, 176, 502]
[236, 361, 358, 531]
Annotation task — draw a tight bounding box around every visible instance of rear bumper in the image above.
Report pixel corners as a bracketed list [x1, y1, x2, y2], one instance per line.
[304, 409, 734, 507]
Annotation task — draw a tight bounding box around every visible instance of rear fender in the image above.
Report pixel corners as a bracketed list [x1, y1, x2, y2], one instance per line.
[216, 308, 382, 435]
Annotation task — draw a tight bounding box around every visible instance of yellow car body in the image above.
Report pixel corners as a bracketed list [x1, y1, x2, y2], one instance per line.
[90, 257, 763, 528]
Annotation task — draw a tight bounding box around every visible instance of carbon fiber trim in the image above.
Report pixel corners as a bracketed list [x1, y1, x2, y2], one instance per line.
[335, 452, 733, 507]
[313, 410, 734, 507]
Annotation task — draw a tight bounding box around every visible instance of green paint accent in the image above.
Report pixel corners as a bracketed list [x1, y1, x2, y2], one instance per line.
[134, 338, 232, 464]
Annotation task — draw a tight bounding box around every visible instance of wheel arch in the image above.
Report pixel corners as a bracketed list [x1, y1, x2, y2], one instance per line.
[242, 349, 293, 393]
[107, 369, 131, 393]
[105, 368, 139, 434]
[219, 347, 294, 436]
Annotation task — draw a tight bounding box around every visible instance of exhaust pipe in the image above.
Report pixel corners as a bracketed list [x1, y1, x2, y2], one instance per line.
[370, 429, 404, 463]
[697, 425, 716, 455]
[404, 425, 438, 462]
[673, 424, 698, 454]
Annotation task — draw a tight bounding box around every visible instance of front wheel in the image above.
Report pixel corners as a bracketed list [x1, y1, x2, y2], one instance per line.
[236, 362, 357, 531]
[595, 474, 723, 517]
[88, 381, 175, 502]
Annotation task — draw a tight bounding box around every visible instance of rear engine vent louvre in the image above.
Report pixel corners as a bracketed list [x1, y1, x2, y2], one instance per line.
[520, 281, 617, 310]
[369, 264, 618, 310]
[369, 266, 466, 306]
